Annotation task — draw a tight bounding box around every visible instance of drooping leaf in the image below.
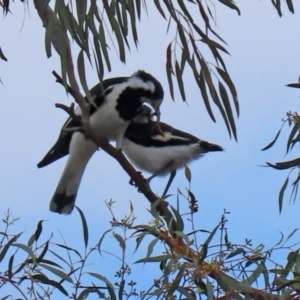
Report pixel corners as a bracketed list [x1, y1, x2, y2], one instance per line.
[33, 274, 68, 296]
[216, 67, 239, 116]
[12, 243, 37, 264]
[279, 176, 289, 213]
[166, 43, 174, 100]
[261, 127, 282, 150]
[286, 120, 300, 154]
[0, 47, 7, 61]
[113, 233, 126, 251]
[286, 83, 300, 88]
[218, 0, 241, 15]
[267, 158, 300, 170]
[175, 60, 186, 101]
[286, 0, 294, 13]
[219, 81, 237, 141]
[283, 228, 299, 245]
[76, 206, 89, 248]
[97, 229, 113, 255]
[154, 0, 166, 19]
[135, 254, 171, 264]
[198, 71, 216, 122]
[184, 165, 191, 183]
[28, 220, 44, 247]
[39, 263, 73, 283]
[226, 247, 246, 259]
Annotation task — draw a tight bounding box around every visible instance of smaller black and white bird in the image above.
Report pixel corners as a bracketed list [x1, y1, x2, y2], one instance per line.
[38, 70, 164, 214]
[122, 106, 223, 196]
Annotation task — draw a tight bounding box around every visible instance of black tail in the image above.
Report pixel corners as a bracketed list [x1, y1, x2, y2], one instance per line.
[199, 140, 223, 152]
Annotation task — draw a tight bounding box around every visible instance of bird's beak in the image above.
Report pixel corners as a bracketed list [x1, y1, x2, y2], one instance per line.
[152, 106, 164, 136]
[153, 106, 161, 122]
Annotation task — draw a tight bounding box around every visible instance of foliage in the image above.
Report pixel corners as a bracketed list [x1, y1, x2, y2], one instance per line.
[1, 0, 299, 299]
[1, 197, 300, 300]
[262, 82, 300, 213]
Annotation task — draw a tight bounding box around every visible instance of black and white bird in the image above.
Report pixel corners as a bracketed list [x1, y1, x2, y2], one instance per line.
[122, 106, 223, 196]
[38, 70, 164, 214]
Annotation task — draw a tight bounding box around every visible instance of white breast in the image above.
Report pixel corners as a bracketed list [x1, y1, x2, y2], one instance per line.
[122, 138, 204, 176]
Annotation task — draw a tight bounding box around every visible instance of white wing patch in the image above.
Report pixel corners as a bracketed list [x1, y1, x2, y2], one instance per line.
[152, 132, 191, 142]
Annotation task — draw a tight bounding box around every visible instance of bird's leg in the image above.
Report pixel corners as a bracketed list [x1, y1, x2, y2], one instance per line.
[162, 170, 177, 198]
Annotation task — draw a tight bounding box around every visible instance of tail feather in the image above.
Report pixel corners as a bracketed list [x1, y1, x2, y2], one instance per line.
[199, 140, 223, 152]
[49, 132, 98, 214]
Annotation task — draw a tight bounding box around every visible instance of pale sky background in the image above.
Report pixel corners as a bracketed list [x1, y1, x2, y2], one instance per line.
[1, 1, 300, 298]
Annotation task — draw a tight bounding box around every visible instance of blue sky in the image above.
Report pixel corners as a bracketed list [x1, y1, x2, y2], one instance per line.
[1, 1, 300, 297]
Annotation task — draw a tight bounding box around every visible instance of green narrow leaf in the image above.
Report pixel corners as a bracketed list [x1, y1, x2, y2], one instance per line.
[0, 46, 8, 61]
[219, 81, 237, 141]
[226, 247, 246, 259]
[88, 272, 115, 290]
[266, 158, 300, 170]
[12, 243, 37, 265]
[53, 243, 82, 259]
[110, 16, 126, 62]
[145, 238, 160, 261]
[99, 22, 111, 71]
[28, 220, 44, 246]
[113, 233, 126, 251]
[170, 206, 184, 232]
[166, 42, 174, 100]
[176, 286, 196, 299]
[135, 254, 171, 264]
[167, 266, 185, 297]
[57, 2, 84, 49]
[45, 19, 54, 58]
[200, 61, 232, 138]
[115, 1, 130, 49]
[286, 83, 300, 88]
[177, 23, 188, 51]
[175, 60, 186, 101]
[286, 0, 294, 13]
[261, 128, 282, 151]
[208, 46, 227, 71]
[8, 254, 14, 279]
[135, 0, 141, 20]
[279, 176, 289, 214]
[198, 71, 216, 122]
[206, 280, 214, 300]
[280, 251, 299, 279]
[284, 228, 299, 245]
[127, 0, 138, 46]
[76, 206, 89, 248]
[39, 263, 73, 283]
[134, 231, 150, 253]
[218, 0, 241, 15]
[76, 0, 87, 25]
[77, 288, 99, 300]
[274, 231, 284, 247]
[97, 229, 113, 255]
[177, 0, 193, 22]
[201, 37, 229, 54]
[154, 0, 166, 19]
[184, 166, 191, 183]
[77, 50, 91, 101]
[286, 121, 300, 154]
[216, 67, 239, 116]
[33, 274, 68, 296]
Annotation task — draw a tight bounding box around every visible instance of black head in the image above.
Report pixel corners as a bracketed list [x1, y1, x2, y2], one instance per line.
[115, 70, 164, 121]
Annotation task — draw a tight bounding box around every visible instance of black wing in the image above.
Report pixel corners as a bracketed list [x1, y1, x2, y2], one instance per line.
[125, 122, 200, 148]
[37, 76, 129, 168]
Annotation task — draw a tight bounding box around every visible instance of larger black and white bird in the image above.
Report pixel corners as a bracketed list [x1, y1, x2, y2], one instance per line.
[122, 106, 223, 196]
[38, 70, 164, 214]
